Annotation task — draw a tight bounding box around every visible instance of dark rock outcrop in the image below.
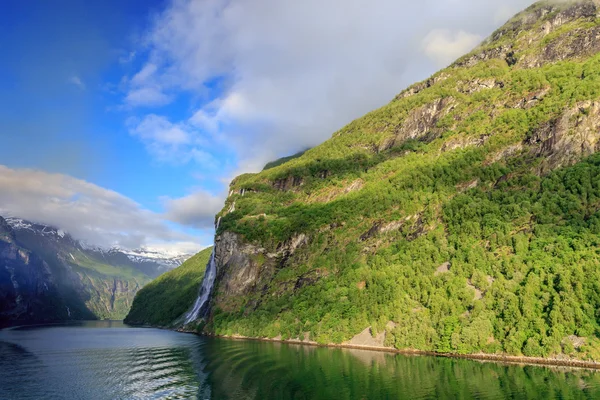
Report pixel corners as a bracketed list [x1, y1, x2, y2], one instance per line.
[0, 217, 67, 327]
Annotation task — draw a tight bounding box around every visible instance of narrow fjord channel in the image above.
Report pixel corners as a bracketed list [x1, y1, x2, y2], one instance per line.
[2, 321, 600, 399]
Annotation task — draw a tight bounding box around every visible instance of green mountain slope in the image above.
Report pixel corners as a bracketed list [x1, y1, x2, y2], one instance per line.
[125, 247, 213, 326]
[190, 0, 600, 361]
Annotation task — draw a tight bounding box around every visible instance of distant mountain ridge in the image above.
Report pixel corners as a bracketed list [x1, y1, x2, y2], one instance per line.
[0, 215, 192, 327]
[5, 217, 192, 277]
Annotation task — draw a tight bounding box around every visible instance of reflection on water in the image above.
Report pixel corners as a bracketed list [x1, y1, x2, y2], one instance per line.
[1, 321, 600, 399]
[200, 339, 600, 400]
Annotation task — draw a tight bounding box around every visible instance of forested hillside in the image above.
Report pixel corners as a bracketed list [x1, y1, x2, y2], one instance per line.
[117, 0, 600, 362]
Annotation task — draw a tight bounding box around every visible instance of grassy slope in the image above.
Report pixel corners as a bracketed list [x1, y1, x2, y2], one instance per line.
[206, 1, 600, 361]
[125, 247, 213, 326]
[71, 249, 149, 280]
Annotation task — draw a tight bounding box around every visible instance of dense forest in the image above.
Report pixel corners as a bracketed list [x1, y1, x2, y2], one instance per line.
[203, 0, 600, 361]
[212, 156, 600, 359]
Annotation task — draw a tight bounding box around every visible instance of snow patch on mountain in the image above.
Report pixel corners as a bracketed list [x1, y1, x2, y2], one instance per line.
[7, 217, 194, 273]
[119, 248, 193, 269]
[6, 217, 71, 241]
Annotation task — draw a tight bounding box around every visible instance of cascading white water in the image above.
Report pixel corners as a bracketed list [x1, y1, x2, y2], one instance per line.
[183, 217, 221, 325]
[183, 249, 217, 324]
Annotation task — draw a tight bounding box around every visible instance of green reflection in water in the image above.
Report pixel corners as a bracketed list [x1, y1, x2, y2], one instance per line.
[200, 338, 600, 400]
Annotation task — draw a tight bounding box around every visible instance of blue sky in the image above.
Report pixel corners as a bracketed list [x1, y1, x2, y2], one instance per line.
[0, 0, 226, 250]
[0, 0, 198, 204]
[0, 0, 534, 252]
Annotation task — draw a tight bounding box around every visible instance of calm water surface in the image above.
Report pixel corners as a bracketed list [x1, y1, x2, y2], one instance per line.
[1, 321, 600, 399]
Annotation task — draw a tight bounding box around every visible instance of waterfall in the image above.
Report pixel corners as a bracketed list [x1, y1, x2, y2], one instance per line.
[183, 249, 217, 324]
[183, 217, 221, 325]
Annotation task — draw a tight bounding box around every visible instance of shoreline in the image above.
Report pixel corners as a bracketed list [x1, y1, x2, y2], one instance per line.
[14, 320, 598, 371]
[9, 320, 600, 370]
[173, 328, 600, 371]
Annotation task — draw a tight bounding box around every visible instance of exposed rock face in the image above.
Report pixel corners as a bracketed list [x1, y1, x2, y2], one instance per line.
[273, 175, 304, 191]
[92, 278, 140, 315]
[512, 87, 550, 110]
[359, 216, 413, 241]
[466, 280, 483, 300]
[456, 1, 599, 68]
[379, 97, 456, 151]
[456, 178, 480, 192]
[435, 262, 450, 276]
[527, 101, 600, 173]
[485, 144, 524, 165]
[213, 231, 263, 302]
[211, 231, 310, 312]
[521, 26, 600, 67]
[344, 322, 397, 348]
[345, 327, 387, 348]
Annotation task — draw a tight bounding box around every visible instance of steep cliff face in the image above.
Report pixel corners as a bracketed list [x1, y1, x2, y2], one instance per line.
[79, 275, 143, 320]
[0, 218, 67, 327]
[195, 0, 600, 360]
[211, 231, 310, 313]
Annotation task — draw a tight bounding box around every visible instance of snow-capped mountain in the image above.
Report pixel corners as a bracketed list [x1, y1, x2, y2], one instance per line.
[6, 217, 69, 241]
[119, 248, 192, 270]
[1, 215, 198, 326]
[5, 217, 192, 277]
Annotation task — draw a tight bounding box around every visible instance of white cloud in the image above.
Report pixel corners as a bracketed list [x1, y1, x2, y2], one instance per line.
[131, 63, 158, 86]
[126, 114, 222, 168]
[125, 87, 171, 107]
[124, 0, 535, 178]
[0, 165, 206, 252]
[162, 190, 226, 229]
[122, 63, 173, 107]
[129, 114, 190, 146]
[422, 29, 483, 67]
[68, 75, 85, 90]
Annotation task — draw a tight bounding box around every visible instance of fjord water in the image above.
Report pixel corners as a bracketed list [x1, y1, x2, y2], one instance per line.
[1, 322, 600, 400]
